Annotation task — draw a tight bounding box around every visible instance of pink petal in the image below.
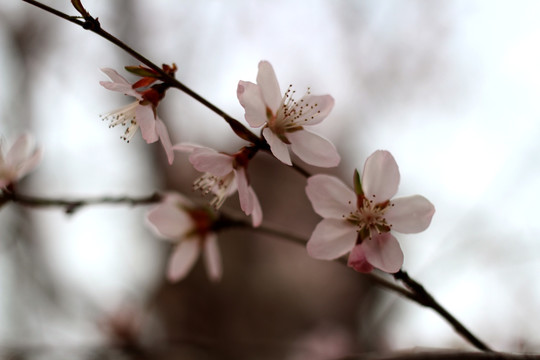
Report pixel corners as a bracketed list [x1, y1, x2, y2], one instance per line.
[287, 129, 340, 167]
[347, 245, 375, 273]
[235, 167, 263, 227]
[256, 61, 282, 113]
[162, 191, 192, 207]
[203, 234, 222, 282]
[7, 134, 33, 166]
[385, 195, 435, 234]
[189, 148, 233, 177]
[249, 187, 263, 227]
[362, 150, 400, 201]
[306, 174, 356, 219]
[0, 179, 10, 188]
[362, 232, 403, 273]
[147, 202, 193, 239]
[171, 143, 200, 153]
[167, 239, 200, 282]
[262, 127, 291, 165]
[235, 167, 252, 213]
[307, 218, 357, 260]
[135, 104, 158, 143]
[294, 94, 334, 125]
[155, 117, 174, 164]
[16, 148, 42, 180]
[237, 81, 268, 127]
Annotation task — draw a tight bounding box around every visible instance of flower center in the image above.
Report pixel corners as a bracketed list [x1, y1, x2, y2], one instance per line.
[345, 195, 393, 243]
[193, 172, 235, 209]
[270, 85, 320, 135]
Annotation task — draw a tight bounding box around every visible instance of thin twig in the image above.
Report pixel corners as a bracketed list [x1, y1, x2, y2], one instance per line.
[21, 0, 261, 146]
[394, 270, 493, 352]
[3, 191, 161, 214]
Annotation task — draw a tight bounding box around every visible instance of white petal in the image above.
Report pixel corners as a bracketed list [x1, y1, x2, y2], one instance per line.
[362, 150, 400, 201]
[262, 127, 291, 165]
[385, 195, 435, 234]
[307, 218, 357, 260]
[256, 61, 282, 113]
[287, 129, 340, 167]
[362, 232, 403, 273]
[147, 202, 193, 239]
[135, 104, 158, 143]
[100, 68, 140, 98]
[100, 68, 129, 84]
[167, 239, 200, 282]
[189, 148, 233, 177]
[293, 94, 334, 126]
[237, 81, 268, 127]
[203, 234, 222, 282]
[156, 117, 174, 164]
[306, 174, 356, 219]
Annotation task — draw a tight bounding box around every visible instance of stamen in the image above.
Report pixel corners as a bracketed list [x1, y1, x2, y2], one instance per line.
[192, 172, 235, 209]
[100, 101, 140, 142]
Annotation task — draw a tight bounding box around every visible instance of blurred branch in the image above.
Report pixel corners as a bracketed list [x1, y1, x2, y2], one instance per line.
[341, 351, 540, 360]
[2, 191, 162, 214]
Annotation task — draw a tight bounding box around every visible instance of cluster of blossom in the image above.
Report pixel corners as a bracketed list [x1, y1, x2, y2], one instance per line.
[1, 61, 435, 283]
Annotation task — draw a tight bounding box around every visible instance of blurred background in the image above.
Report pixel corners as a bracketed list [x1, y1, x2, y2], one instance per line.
[2, 0, 540, 359]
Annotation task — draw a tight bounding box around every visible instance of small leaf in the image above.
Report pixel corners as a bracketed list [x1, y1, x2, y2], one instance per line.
[124, 66, 159, 78]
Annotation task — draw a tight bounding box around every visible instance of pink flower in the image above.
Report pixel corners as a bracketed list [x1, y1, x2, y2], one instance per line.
[99, 68, 174, 164]
[0, 134, 41, 189]
[173, 144, 262, 227]
[237, 61, 340, 167]
[305, 150, 435, 273]
[146, 192, 222, 282]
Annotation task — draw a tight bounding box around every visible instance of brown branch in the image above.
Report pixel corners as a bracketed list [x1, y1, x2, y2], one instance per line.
[2, 191, 161, 214]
